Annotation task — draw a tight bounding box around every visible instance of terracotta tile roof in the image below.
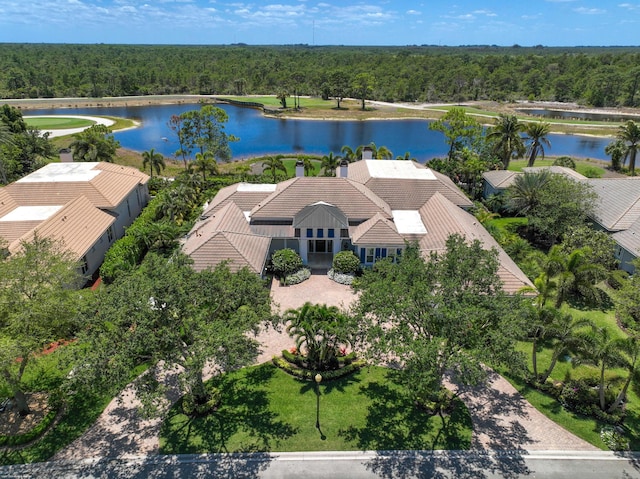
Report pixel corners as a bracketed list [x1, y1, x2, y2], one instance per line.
[9, 196, 115, 260]
[0, 189, 18, 219]
[183, 201, 271, 274]
[250, 177, 392, 221]
[613, 218, 640, 256]
[202, 182, 278, 217]
[588, 178, 640, 231]
[185, 231, 271, 274]
[7, 162, 148, 209]
[349, 160, 472, 209]
[351, 213, 405, 245]
[418, 192, 534, 294]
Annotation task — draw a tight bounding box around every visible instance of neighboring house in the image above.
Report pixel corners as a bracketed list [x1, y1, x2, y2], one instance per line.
[183, 160, 532, 293]
[482, 166, 640, 274]
[0, 162, 149, 279]
[587, 177, 640, 273]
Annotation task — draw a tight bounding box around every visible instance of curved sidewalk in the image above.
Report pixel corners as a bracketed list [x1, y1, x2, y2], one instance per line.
[55, 274, 597, 461]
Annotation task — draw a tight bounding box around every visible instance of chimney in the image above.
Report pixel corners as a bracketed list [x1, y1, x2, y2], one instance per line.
[362, 146, 373, 160]
[338, 159, 349, 178]
[295, 159, 305, 177]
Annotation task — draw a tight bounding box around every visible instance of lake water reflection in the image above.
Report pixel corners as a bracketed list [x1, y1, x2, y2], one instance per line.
[29, 103, 612, 162]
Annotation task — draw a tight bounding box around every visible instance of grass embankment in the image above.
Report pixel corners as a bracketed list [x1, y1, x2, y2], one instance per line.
[508, 158, 607, 177]
[160, 363, 472, 453]
[24, 117, 94, 129]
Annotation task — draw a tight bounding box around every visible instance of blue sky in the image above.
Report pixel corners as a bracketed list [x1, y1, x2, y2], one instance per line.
[0, 0, 638, 46]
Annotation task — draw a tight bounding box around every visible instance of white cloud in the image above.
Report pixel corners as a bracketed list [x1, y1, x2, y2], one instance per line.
[573, 7, 606, 14]
[406, 9, 421, 15]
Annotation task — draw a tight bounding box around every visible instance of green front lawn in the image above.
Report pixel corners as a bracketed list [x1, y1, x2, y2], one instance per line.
[160, 363, 472, 453]
[508, 159, 607, 177]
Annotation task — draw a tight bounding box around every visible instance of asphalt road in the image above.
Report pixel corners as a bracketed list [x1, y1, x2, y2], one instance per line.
[1, 451, 639, 479]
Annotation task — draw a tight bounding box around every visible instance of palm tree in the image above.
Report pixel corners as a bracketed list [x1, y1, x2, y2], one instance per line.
[608, 336, 640, 413]
[355, 142, 393, 160]
[487, 114, 525, 169]
[320, 152, 341, 177]
[302, 157, 315, 176]
[261, 155, 287, 183]
[194, 151, 218, 182]
[506, 170, 552, 215]
[142, 148, 166, 178]
[554, 247, 607, 309]
[524, 122, 551, 167]
[605, 139, 627, 172]
[617, 120, 640, 175]
[285, 302, 352, 371]
[583, 327, 626, 411]
[340, 145, 358, 163]
[540, 313, 592, 383]
[395, 151, 415, 161]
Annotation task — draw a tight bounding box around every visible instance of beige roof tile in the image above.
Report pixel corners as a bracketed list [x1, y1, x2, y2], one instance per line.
[183, 202, 251, 255]
[351, 213, 405, 245]
[588, 178, 640, 231]
[203, 182, 278, 217]
[9, 196, 115, 259]
[613, 218, 640, 256]
[185, 231, 271, 274]
[349, 160, 472, 209]
[482, 170, 519, 189]
[250, 177, 392, 221]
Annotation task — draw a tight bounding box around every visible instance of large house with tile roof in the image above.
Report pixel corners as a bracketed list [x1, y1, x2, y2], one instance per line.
[183, 159, 533, 294]
[0, 162, 149, 279]
[482, 167, 640, 273]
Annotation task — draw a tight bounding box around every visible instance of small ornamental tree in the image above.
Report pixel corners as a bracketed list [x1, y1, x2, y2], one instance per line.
[271, 248, 303, 279]
[332, 250, 360, 274]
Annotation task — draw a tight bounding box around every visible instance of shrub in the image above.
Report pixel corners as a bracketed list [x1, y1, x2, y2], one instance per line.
[600, 426, 630, 451]
[271, 249, 303, 279]
[272, 355, 365, 381]
[284, 267, 311, 285]
[181, 384, 221, 417]
[608, 269, 629, 290]
[582, 166, 603, 178]
[327, 269, 355, 285]
[553, 156, 576, 169]
[332, 250, 360, 274]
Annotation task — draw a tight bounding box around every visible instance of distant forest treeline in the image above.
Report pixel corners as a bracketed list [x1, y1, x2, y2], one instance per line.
[2, 44, 640, 107]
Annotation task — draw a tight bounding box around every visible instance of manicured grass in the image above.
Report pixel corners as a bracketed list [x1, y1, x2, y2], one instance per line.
[508, 158, 607, 177]
[486, 217, 528, 233]
[24, 117, 94, 129]
[222, 96, 337, 109]
[160, 363, 472, 453]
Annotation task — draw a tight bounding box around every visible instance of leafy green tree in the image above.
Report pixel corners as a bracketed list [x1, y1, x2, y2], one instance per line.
[285, 302, 352, 371]
[261, 155, 287, 182]
[560, 225, 618, 271]
[302, 157, 315, 176]
[524, 121, 551, 167]
[0, 235, 82, 415]
[487, 114, 525, 169]
[171, 104, 238, 163]
[320, 152, 340, 176]
[142, 148, 166, 178]
[554, 247, 607, 308]
[69, 124, 120, 162]
[72, 253, 272, 413]
[615, 259, 640, 332]
[329, 70, 350, 109]
[617, 120, 640, 175]
[277, 89, 289, 108]
[353, 237, 526, 406]
[428, 107, 482, 162]
[507, 173, 596, 246]
[352, 72, 375, 110]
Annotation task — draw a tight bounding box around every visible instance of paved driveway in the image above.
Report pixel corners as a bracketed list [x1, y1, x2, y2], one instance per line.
[270, 272, 358, 313]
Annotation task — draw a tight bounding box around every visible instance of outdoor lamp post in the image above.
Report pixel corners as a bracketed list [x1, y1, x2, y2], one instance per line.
[315, 373, 322, 430]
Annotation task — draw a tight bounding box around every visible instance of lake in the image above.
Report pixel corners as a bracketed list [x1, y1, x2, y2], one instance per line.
[28, 103, 613, 162]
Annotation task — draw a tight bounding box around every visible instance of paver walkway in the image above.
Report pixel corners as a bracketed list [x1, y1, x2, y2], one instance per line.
[55, 273, 596, 461]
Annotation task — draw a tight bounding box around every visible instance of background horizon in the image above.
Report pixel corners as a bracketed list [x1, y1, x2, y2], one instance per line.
[1, 1, 639, 47]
